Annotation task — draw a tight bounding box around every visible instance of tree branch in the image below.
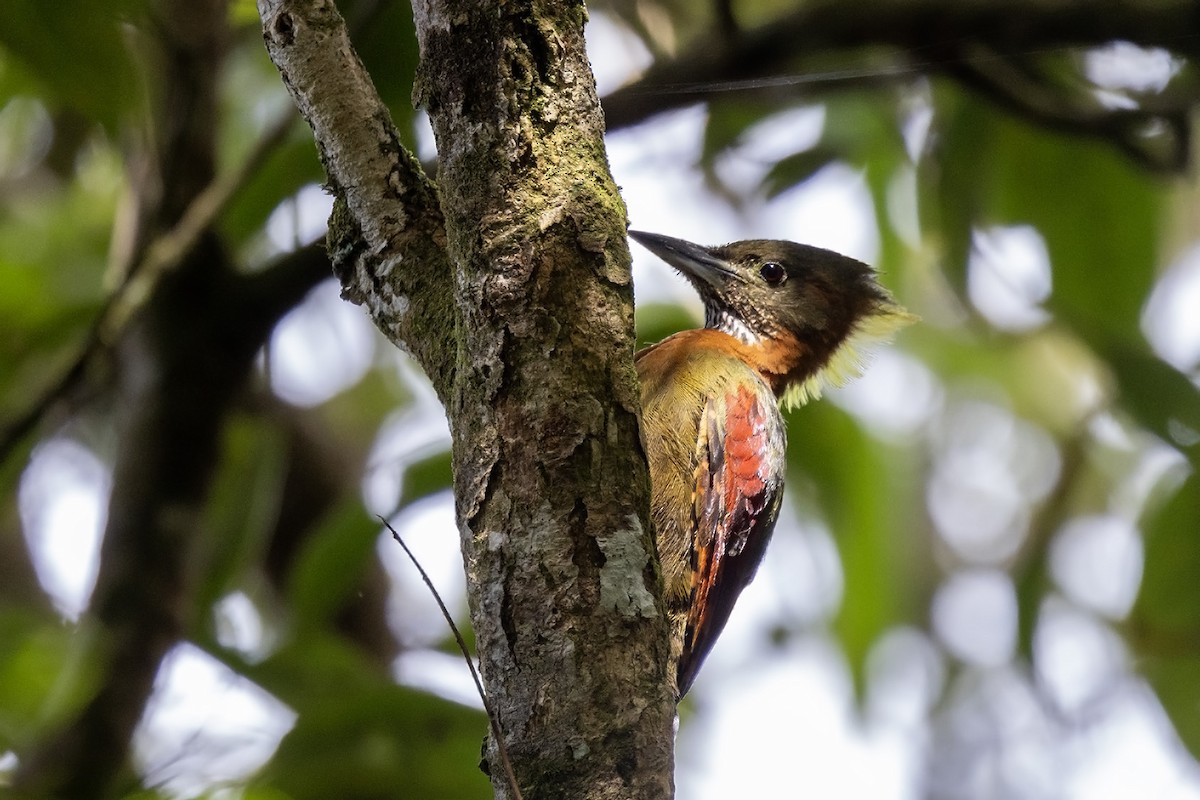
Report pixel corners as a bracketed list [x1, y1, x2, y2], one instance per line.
[602, 0, 1200, 168]
[948, 47, 1188, 172]
[257, 0, 457, 401]
[102, 106, 302, 341]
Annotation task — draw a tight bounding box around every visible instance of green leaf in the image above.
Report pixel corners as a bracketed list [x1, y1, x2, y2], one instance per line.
[1143, 655, 1200, 761]
[345, 0, 420, 151]
[221, 130, 324, 246]
[198, 415, 290, 609]
[820, 92, 906, 163]
[287, 502, 380, 628]
[0, 611, 100, 748]
[761, 146, 840, 199]
[1127, 471, 1200, 759]
[398, 450, 453, 510]
[931, 91, 1160, 341]
[928, 87, 986, 298]
[701, 99, 772, 165]
[1103, 344, 1200, 468]
[1135, 473, 1200, 635]
[229, 0, 263, 29]
[261, 684, 489, 800]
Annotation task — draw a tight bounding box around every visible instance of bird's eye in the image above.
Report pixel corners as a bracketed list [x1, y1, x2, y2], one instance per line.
[759, 261, 786, 286]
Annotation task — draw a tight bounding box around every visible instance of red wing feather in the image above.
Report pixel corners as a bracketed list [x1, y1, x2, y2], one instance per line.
[677, 383, 785, 696]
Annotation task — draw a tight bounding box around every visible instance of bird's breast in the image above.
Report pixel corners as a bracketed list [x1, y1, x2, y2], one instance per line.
[636, 330, 785, 603]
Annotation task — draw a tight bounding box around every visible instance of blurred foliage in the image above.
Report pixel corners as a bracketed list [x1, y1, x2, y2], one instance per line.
[1, 0, 1199, 798]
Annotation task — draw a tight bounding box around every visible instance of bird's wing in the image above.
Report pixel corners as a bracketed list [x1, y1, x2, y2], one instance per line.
[678, 382, 785, 696]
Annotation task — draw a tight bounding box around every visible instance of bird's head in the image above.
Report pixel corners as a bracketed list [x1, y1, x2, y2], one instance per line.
[630, 230, 917, 407]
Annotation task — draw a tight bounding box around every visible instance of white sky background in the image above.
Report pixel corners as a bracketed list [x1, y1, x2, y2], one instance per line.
[12, 12, 1200, 800]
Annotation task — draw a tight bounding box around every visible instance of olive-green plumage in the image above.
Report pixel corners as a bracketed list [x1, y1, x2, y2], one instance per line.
[630, 230, 915, 698]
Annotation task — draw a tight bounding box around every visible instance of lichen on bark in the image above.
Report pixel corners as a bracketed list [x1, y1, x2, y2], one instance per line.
[415, 2, 676, 797]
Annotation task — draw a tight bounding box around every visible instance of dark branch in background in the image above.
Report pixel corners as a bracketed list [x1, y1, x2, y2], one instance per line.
[240, 240, 335, 317]
[0, 106, 301, 469]
[7, 0, 441, 790]
[9, 0, 334, 786]
[13, 241, 331, 800]
[13, 1, 231, 791]
[602, 0, 1199, 170]
[102, 107, 303, 340]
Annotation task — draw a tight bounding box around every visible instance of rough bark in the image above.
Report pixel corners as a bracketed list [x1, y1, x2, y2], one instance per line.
[414, 1, 675, 796]
[258, 0, 676, 797]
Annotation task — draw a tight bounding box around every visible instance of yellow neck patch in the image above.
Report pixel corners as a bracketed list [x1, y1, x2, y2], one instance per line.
[781, 302, 919, 412]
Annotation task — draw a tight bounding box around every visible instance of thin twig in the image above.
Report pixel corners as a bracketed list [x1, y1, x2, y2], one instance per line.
[380, 516, 523, 800]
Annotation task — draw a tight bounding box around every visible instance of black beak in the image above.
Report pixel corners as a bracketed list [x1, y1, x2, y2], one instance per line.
[628, 230, 735, 290]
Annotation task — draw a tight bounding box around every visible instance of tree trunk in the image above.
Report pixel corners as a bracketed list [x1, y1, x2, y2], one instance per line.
[258, 1, 677, 797]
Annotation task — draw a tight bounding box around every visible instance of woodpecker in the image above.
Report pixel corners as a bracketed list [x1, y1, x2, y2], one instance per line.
[630, 230, 916, 698]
